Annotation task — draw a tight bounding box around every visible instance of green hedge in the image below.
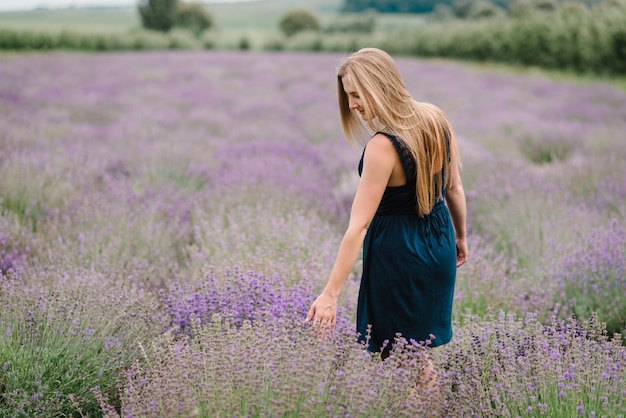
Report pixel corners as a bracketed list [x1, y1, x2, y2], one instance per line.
[280, 0, 626, 74]
[1, 0, 624, 75]
[408, 1, 626, 74]
[0, 28, 213, 51]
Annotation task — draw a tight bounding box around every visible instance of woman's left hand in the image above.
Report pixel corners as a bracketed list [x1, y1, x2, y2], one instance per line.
[305, 293, 337, 339]
[456, 237, 468, 267]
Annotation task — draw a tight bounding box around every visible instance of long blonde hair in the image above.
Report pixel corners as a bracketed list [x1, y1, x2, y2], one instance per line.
[337, 47, 461, 217]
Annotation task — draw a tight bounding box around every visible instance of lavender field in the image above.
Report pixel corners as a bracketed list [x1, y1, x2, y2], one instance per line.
[0, 50, 625, 417]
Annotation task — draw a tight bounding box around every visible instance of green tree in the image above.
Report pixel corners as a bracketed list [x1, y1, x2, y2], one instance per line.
[138, 0, 178, 32]
[612, 27, 626, 73]
[452, 0, 476, 18]
[176, 1, 212, 36]
[279, 9, 321, 37]
[534, 0, 558, 11]
[342, 0, 455, 13]
[468, 0, 504, 18]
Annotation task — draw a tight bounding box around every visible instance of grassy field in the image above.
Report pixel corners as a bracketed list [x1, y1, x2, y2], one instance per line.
[0, 0, 423, 36]
[0, 7, 140, 33]
[0, 1, 342, 33]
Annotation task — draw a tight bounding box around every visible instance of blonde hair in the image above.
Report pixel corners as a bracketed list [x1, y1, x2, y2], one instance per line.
[337, 47, 461, 217]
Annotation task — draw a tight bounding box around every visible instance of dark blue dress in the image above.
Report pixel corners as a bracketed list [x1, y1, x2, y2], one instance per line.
[356, 132, 457, 354]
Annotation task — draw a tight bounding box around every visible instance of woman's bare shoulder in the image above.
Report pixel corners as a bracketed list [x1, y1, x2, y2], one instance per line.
[367, 133, 397, 152]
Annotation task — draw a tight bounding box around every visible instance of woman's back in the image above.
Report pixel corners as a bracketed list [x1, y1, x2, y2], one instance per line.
[357, 132, 457, 353]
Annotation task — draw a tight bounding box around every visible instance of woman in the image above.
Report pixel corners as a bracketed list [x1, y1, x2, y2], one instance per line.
[305, 48, 467, 361]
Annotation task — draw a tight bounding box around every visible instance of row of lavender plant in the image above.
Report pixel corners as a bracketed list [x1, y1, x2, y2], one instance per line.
[0, 50, 624, 416]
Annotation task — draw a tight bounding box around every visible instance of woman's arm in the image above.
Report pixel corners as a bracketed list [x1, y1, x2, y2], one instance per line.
[305, 134, 396, 335]
[444, 160, 468, 267]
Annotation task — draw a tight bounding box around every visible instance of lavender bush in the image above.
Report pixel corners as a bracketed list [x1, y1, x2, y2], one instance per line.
[185, 196, 342, 283]
[439, 311, 626, 416]
[160, 267, 323, 332]
[98, 317, 438, 418]
[0, 218, 29, 276]
[0, 50, 625, 416]
[0, 270, 166, 416]
[551, 220, 626, 337]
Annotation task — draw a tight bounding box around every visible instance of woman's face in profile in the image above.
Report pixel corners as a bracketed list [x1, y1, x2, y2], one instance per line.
[342, 77, 371, 121]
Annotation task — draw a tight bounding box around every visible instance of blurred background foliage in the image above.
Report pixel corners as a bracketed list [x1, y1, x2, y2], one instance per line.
[0, 0, 624, 73]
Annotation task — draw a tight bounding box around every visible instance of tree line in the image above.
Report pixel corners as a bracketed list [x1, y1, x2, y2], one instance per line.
[0, 0, 623, 75]
[138, 0, 212, 35]
[342, 0, 603, 14]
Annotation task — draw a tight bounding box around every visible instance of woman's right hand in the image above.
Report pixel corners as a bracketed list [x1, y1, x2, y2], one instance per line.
[305, 292, 337, 339]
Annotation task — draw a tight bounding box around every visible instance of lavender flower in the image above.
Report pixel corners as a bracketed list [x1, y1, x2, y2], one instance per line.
[0, 50, 624, 416]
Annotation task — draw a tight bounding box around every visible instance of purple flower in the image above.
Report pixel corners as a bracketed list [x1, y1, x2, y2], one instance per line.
[1, 49, 625, 418]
